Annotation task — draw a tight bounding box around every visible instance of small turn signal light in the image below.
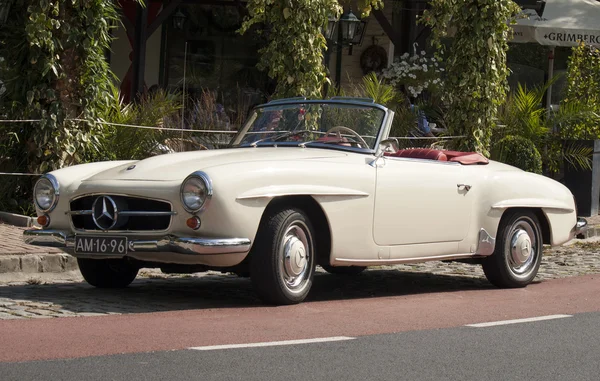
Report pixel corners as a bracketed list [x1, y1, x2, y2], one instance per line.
[186, 216, 201, 230]
[37, 215, 50, 227]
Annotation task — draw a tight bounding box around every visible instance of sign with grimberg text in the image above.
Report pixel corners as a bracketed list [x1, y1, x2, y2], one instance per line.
[511, 0, 600, 47]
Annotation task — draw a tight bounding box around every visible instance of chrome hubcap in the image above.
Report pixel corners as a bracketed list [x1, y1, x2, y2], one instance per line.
[506, 219, 538, 276]
[280, 222, 312, 291]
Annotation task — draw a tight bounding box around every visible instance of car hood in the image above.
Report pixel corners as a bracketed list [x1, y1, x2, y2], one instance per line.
[83, 147, 349, 181]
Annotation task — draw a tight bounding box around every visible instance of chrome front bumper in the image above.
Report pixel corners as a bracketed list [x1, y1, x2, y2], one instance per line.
[23, 230, 251, 256]
[574, 217, 589, 237]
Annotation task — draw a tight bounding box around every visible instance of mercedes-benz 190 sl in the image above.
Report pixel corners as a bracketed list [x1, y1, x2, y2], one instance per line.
[23, 98, 587, 304]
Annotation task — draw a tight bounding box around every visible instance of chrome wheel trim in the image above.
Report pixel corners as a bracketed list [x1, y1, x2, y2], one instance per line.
[505, 217, 539, 278]
[279, 220, 313, 293]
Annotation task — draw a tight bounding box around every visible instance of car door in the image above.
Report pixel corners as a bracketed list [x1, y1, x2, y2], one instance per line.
[373, 157, 474, 247]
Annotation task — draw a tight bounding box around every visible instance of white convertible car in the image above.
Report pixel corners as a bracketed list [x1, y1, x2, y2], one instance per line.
[24, 98, 587, 304]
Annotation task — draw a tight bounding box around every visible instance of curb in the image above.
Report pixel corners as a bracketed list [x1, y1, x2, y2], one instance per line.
[0, 211, 36, 228]
[579, 225, 600, 239]
[0, 253, 78, 274]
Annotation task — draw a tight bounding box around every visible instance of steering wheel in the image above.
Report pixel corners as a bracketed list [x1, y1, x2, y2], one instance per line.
[323, 126, 369, 148]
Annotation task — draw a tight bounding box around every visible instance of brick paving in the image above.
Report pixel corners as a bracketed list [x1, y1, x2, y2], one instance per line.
[0, 223, 62, 255]
[0, 220, 599, 320]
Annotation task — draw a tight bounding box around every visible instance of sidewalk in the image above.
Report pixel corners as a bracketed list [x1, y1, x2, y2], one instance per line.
[0, 223, 78, 274]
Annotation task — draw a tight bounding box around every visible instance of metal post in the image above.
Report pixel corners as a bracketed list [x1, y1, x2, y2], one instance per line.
[546, 46, 555, 113]
[335, 26, 343, 91]
[131, 3, 148, 101]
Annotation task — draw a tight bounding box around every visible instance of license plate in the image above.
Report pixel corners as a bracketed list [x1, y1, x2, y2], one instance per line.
[74, 236, 128, 255]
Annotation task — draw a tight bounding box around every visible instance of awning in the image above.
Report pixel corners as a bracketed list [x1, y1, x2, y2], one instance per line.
[512, 0, 600, 46]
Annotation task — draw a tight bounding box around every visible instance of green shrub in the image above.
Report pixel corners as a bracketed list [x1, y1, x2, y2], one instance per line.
[492, 135, 542, 174]
[561, 42, 600, 140]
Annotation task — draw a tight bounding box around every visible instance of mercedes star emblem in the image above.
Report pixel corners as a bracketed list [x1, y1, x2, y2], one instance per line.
[92, 196, 118, 230]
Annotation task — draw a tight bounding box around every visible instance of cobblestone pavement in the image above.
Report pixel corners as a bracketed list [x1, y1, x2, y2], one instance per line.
[0, 241, 598, 320]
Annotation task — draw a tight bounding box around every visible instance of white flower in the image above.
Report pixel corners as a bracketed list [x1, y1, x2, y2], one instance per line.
[440, 68, 445, 72]
[401, 52, 409, 59]
[421, 50, 426, 56]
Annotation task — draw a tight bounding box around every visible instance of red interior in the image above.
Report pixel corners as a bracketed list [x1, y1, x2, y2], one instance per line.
[385, 148, 489, 165]
[316, 134, 351, 146]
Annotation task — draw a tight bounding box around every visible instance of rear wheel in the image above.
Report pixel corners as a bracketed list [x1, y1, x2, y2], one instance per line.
[320, 263, 366, 275]
[250, 208, 316, 305]
[482, 210, 542, 288]
[77, 258, 139, 288]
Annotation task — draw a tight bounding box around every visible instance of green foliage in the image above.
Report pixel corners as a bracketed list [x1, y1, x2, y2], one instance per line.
[494, 80, 593, 175]
[422, 0, 521, 156]
[498, 81, 550, 142]
[96, 86, 183, 160]
[561, 42, 600, 140]
[239, 0, 383, 99]
[359, 72, 398, 106]
[0, 0, 128, 214]
[492, 135, 542, 174]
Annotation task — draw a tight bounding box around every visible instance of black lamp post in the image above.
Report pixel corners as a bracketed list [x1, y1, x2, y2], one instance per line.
[339, 10, 361, 44]
[0, 0, 13, 25]
[324, 15, 337, 41]
[173, 9, 187, 30]
[324, 9, 366, 91]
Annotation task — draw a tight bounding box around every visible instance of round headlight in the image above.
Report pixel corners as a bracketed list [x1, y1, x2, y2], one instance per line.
[34, 175, 59, 212]
[180, 172, 212, 213]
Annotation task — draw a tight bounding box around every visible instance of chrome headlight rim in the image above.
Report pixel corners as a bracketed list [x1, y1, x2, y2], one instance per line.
[180, 171, 213, 214]
[34, 174, 60, 213]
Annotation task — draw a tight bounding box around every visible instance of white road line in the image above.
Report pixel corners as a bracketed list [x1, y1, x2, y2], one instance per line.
[466, 314, 573, 328]
[188, 336, 355, 351]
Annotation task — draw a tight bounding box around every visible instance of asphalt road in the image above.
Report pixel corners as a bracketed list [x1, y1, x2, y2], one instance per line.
[1, 311, 599, 381]
[0, 274, 599, 380]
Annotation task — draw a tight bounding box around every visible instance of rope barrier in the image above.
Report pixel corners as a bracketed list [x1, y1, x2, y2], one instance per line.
[0, 172, 41, 176]
[389, 135, 467, 140]
[0, 119, 467, 140]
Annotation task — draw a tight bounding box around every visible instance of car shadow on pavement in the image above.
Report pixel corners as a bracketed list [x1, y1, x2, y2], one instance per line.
[0, 268, 496, 317]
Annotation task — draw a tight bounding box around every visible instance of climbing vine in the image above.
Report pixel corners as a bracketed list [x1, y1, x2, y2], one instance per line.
[0, 0, 123, 212]
[0, 0, 120, 173]
[422, 0, 521, 155]
[240, 0, 383, 99]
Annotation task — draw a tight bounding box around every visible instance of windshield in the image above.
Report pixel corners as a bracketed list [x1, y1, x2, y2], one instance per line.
[231, 101, 387, 151]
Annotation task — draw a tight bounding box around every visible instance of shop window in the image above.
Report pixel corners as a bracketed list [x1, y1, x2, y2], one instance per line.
[163, 4, 270, 119]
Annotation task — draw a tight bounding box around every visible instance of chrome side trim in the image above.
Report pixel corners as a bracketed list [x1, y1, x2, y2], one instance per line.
[236, 191, 368, 201]
[23, 230, 250, 256]
[334, 252, 484, 266]
[476, 228, 496, 256]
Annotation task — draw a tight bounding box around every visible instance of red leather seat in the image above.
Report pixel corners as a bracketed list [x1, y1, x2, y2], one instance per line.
[316, 134, 351, 146]
[386, 148, 448, 161]
[443, 151, 489, 165]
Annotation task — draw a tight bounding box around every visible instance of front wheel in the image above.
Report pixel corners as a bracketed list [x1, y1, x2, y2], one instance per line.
[482, 210, 543, 288]
[77, 258, 139, 288]
[250, 208, 317, 305]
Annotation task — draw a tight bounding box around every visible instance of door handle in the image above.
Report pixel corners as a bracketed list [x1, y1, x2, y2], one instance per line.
[457, 184, 472, 191]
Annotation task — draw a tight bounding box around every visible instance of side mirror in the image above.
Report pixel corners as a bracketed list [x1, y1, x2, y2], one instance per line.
[379, 138, 399, 154]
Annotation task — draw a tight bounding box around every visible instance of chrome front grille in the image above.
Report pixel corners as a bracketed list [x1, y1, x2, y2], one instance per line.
[68, 195, 175, 231]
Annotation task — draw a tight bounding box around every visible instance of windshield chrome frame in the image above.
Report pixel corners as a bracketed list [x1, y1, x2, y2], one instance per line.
[229, 99, 393, 154]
